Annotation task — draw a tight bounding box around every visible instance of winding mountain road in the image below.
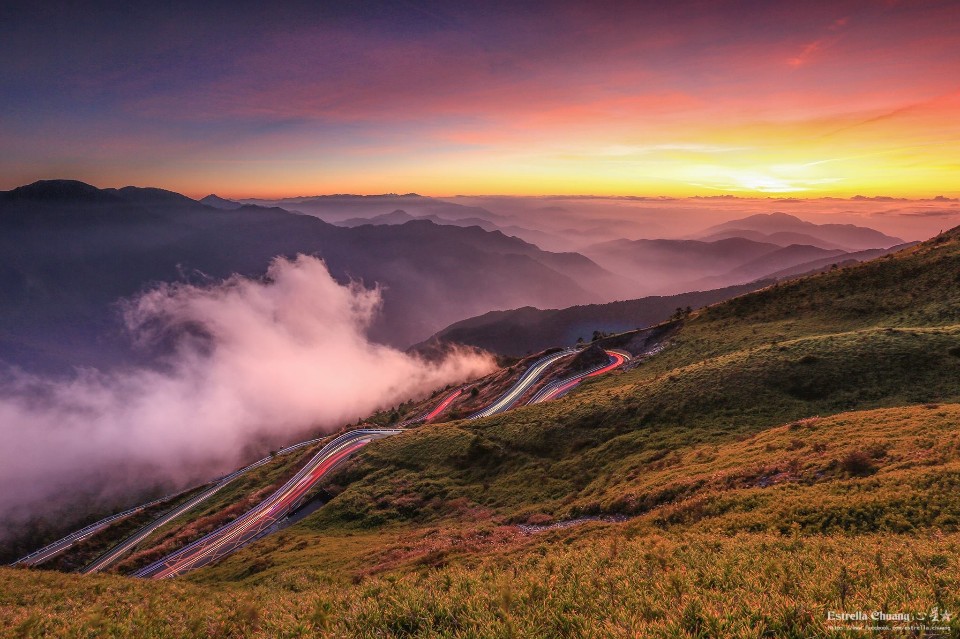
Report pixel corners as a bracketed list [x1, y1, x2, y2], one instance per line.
[469, 349, 576, 419]
[423, 388, 463, 421]
[134, 429, 399, 579]
[527, 350, 628, 404]
[78, 438, 323, 574]
[399, 387, 464, 426]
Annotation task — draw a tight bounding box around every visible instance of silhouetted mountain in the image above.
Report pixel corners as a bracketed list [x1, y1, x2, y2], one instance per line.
[0, 181, 626, 373]
[339, 209, 416, 226]
[239, 193, 505, 224]
[699, 228, 849, 250]
[338, 209, 499, 231]
[414, 281, 770, 357]
[104, 186, 208, 213]
[337, 208, 571, 253]
[200, 194, 243, 210]
[4, 179, 111, 202]
[697, 212, 902, 250]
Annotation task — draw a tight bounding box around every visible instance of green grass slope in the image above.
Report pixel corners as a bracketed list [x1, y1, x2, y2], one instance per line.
[315, 227, 960, 528]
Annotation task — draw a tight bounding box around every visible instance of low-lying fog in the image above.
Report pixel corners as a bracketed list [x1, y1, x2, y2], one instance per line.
[0, 255, 494, 542]
[445, 195, 959, 248]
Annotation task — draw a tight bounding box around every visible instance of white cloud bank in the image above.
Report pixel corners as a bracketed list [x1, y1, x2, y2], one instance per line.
[0, 255, 494, 536]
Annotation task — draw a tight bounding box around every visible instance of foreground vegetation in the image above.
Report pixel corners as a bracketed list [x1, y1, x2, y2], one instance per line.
[6, 402, 960, 637]
[4, 525, 959, 637]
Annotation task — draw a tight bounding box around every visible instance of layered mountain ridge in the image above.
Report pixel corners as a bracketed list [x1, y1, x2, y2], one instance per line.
[0, 181, 623, 372]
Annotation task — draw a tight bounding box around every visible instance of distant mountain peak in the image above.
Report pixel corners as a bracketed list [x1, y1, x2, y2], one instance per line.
[339, 209, 417, 227]
[3, 179, 117, 203]
[200, 194, 243, 210]
[697, 211, 903, 251]
[767, 211, 804, 220]
[106, 185, 202, 209]
[735, 211, 808, 224]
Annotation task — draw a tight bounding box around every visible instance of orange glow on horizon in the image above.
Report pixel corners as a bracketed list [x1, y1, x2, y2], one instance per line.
[4, 3, 958, 201]
[144, 90, 960, 201]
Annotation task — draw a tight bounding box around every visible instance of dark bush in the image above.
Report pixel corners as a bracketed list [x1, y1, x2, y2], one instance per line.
[840, 450, 877, 476]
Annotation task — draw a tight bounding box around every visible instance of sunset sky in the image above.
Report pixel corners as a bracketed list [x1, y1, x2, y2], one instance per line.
[2, 0, 958, 198]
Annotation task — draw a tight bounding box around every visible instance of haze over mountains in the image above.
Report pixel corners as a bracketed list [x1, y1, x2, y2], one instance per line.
[0, 181, 631, 373]
[229, 190, 912, 299]
[418, 213, 913, 356]
[696, 211, 903, 250]
[581, 234, 908, 297]
[218, 192, 939, 252]
[0, 180, 920, 377]
[236, 193, 503, 224]
[414, 281, 772, 357]
[213, 192, 576, 252]
[450, 194, 950, 242]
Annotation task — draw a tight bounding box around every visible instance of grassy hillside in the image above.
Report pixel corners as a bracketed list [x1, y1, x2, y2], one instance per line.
[4, 228, 960, 637]
[5, 405, 960, 637]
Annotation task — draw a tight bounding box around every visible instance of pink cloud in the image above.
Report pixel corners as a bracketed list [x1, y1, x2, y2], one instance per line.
[788, 39, 823, 67]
